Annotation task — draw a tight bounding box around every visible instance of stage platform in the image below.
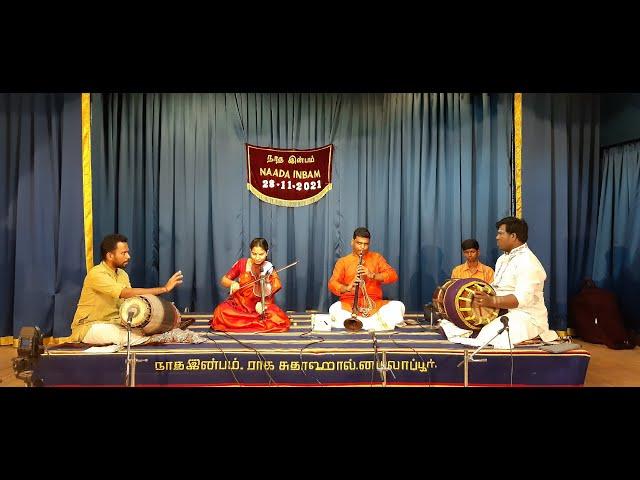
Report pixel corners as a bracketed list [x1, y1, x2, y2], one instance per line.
[32, 313, 590, 387]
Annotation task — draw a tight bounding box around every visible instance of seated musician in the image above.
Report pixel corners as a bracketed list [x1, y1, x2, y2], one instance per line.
[70, 234, 205, 346]
[451, 238, 494, 283]
[465, 217, 559, 348]
[328, 227, 405, 331]
[210, 237, 290, 332]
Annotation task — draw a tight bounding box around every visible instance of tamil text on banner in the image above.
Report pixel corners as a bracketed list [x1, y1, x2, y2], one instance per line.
[246, 144, 333, 207]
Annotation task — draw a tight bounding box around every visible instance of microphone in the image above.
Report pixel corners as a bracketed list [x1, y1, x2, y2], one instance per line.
[124, 305, 140, 327]
[496, 315, 509, 335]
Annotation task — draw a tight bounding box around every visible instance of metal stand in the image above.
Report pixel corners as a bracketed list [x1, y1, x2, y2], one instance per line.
[124, 311, 135, 387]
[422, 303, 441, 331]
[123, 311, 148, 387]
[460, 349, 470, 387]
[456, 325, 508, 387]
[370, 330, 395, 385]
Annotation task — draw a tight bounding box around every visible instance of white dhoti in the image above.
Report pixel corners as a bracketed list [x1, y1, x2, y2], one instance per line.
[82, 323, 150, 346]
[329, 300, 406, 331]
[440, 309, 559, 349]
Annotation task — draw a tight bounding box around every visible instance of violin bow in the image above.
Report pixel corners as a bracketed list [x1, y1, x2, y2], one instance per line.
[232, 260, 299, 293]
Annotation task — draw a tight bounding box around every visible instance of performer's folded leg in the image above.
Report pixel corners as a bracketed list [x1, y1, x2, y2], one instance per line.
[82, 324, 150, 346]
[329, 301, 351, 328]
[212, 301, 290, 332]
[360, 301, 406, 331]
[474, 312, 543, 349]
[329, 300, 406, 331]
[378, 300, 406, 328]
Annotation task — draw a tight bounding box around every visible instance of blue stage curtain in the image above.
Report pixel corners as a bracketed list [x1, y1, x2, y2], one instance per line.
[592, 141, 640, 332]
[521, 93, 600, 330]
[0, 94, 85, 341]
[90, 93, 512, 314]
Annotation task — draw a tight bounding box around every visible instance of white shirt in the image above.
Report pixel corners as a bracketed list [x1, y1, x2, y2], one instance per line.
[492, 243, 548, 329]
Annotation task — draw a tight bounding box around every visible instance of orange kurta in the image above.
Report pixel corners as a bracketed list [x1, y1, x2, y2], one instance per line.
[211, 258, 290, 332]
[451, 261, 494, 283]
[328, 251, 398, 315]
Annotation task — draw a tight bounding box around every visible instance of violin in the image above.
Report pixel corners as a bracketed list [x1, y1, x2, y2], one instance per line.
[228, 260, 297, 316]
[230, 265, 277, 315]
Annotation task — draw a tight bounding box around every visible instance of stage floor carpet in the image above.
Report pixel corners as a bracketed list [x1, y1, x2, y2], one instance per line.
[33, 313, 590, 387]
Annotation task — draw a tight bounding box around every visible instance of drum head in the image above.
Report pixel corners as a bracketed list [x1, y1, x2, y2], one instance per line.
[119, 296, 151, 328]
[443, 278, 499, 330]
[432, 278, 499, 331]
[119, 295, 180, 334]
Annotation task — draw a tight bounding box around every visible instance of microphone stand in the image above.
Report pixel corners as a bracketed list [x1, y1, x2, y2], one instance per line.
[505, 323, 513, 387]
[456, 322, 509, 387]
[422, 303, 441, 331]
[124, 310, 135, 387]
[370, 330, 395, 384]
[123, 308, 148, 387]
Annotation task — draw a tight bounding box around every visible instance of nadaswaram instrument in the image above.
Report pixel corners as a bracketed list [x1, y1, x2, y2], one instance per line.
[343, 251, 375, 331]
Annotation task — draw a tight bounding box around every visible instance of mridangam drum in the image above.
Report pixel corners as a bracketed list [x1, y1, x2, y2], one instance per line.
[119, 294, 181, 335]
[432, 278, 499, 331]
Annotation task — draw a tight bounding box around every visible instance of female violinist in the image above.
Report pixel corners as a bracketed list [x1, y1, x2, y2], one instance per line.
[210, 237, 290, 332]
